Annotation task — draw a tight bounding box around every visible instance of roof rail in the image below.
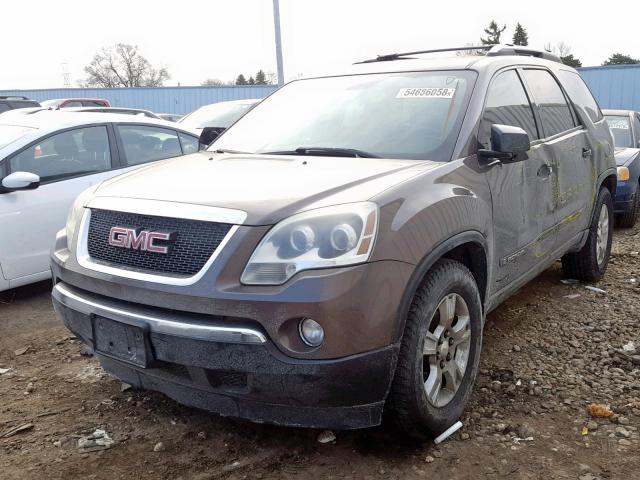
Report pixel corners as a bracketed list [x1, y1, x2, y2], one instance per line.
[355, 44, 563, 64]
[0, 95, 31, 100]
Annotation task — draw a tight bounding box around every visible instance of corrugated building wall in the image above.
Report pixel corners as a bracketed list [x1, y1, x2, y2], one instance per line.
[0, 85, 278, 114]
[579, 65, 640, 111]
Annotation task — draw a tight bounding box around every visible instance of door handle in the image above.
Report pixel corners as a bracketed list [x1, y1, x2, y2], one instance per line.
[582, 147, 592, 158]
[537, 163, 553, 178]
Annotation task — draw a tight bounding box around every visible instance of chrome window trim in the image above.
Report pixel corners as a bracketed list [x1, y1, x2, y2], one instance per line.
[86, 197, 247, 225]
[76, 208, 239, 286]
[53, 282, 266, 344]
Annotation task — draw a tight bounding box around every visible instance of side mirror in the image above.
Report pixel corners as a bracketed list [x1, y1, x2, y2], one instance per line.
[0, 171, 40, 193]
[198, 127, 225, 150]
[479, 124, 531, 161]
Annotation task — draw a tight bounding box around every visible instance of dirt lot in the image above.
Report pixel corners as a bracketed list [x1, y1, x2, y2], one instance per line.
[1, 226, 639, 480]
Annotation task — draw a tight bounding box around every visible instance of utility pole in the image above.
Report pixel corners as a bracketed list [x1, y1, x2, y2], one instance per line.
[272, 0, 284, 86]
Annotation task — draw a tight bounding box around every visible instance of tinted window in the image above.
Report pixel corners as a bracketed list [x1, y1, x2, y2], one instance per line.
[9, 126, 111, 182]
[557, 71, 603, 123]
[0, 103, 10, 113]
[212, 71, 477, 161]
[118, 125, 183, 165]
[61, 101, 83, 108]
[522, 69, 575, 137]
[179, 132, 199, 154]
[83, 101, 106, 107]
[606, 115, 633, 148]
[479, 70, 538, 148]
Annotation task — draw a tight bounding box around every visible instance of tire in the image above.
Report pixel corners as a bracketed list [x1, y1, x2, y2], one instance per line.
[387, 259, 483, 441]
[616, 187, 639, 228]
[561, 187, 614, 282]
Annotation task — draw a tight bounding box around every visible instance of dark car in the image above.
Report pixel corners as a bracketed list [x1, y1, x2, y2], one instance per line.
[41, 98, 111, 108]
[603, 109, 640, 227]
[0, 96, 40, 113]
[51, 45, 616, 440]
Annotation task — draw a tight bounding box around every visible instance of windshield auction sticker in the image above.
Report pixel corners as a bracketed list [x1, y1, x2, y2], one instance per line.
[396, 87, 456, 99]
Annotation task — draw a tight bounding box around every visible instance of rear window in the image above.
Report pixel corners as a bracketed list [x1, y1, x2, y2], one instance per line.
[605, 115, 633, 148]
[0, 125, 36, 149]
[557, 70, 603, 123]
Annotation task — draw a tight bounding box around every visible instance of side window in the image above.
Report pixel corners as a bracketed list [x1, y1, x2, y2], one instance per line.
[60, 101, 83, 108]
[521, 69, 575, 137]
[179, 132, 199, 154]
[117, 125, 183, 166]
[556, 70, 603, 124]
[8, 126, 111, 183]
[0, 103, 11, 113]
[83, 101, 106, 107]
[635, 115, 640, 148]
[479, 69, 538, 148]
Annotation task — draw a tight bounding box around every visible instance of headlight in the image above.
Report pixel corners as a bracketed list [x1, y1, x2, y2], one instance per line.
[617, 166, 630, 181]
[65, 185, 99, 244]
[241, 202, 378, 285]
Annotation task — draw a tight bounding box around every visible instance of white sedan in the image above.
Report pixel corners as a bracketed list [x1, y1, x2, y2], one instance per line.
[0, 110, 200, 291]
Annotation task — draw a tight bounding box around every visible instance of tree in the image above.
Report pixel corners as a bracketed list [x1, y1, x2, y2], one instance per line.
[512, 23, 528, 46]
[545, 42, 582, 68]
[201, 78, 223, 86]
[248, 76, 256, 85]
[83, 43, 169, 87]
[255, 70, 268, 85]
[603, 53, 640, 66]
[480, 20, 506, 45]
[235, 74, 248, 85]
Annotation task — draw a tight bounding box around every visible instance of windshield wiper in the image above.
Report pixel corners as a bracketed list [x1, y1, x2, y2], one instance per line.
[264, 147, 380, 158]
[213, 148, 249, 154]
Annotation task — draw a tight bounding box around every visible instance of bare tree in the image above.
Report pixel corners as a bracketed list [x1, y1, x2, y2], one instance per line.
[544, 42, 582, 68]
[82, 44, 169, 87]
[201, 78, 224, 86]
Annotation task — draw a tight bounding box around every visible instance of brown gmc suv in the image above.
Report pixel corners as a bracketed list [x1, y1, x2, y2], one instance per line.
[51, 45, 616, 439]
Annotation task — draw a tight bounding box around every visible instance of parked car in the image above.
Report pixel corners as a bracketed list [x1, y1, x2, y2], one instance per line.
[65, 107, 162, 119]
[0, 96, 40, 113]
[178, 99, 259, 135]
[158, 113, 183, 123]
[51, 45, 616, 439]
[603, 109, 640, 227]
[40, 98, 111, 108]
[0, 111, 199, 292]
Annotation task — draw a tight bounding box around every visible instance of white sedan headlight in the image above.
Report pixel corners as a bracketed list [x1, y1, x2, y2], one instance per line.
[241, 202, 378, 285]
[65, 185, 99, 245]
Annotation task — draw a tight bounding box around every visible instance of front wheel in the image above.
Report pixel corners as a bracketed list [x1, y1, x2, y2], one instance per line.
[562, 187, 614, 282]
[387, 259, 483, 441]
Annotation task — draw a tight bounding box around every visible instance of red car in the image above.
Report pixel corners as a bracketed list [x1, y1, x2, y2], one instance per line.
[40, 98, 110, 108]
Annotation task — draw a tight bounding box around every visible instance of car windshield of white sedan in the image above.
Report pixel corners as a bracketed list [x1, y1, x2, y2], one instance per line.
[180, 102, 255, 129]
[210, 71, 476, 161]
[606, 115, 633, 148]
[0, 125, 36, 149]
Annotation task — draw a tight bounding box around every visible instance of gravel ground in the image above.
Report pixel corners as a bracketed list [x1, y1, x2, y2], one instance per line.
[1, 225, 639, 480]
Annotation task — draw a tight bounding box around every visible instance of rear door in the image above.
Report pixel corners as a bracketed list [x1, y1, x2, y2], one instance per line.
[479, 68, 556, 291]
[0, 125, 119, 282]
[521, 69, 593, 248]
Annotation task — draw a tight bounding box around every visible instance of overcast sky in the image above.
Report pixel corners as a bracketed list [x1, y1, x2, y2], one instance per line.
[2, 0, 639, 89]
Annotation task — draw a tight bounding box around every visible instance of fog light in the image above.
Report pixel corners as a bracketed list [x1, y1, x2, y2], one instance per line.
[299, 318, 324, 347]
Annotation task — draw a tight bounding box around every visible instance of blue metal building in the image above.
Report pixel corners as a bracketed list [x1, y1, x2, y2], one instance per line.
[0, 85, 278, 115]
[579, 65, 640, 111]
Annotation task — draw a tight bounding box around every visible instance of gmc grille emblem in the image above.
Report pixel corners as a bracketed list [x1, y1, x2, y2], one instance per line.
[108, 226, 175, 254]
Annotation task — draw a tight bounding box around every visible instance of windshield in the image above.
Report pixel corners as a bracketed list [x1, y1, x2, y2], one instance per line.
[210, 71, 476, 161]
[606, 115, 633, 148]
[180, 102, 256, 129]
[0, 125, 36, 149]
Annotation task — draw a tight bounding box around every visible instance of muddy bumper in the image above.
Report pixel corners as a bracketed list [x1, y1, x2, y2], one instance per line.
[52, 282, 396, 429]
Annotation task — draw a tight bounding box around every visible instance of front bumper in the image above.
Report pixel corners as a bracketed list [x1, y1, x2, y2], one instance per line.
[52, 282, 397, 429]
[614, 180, 637, 213]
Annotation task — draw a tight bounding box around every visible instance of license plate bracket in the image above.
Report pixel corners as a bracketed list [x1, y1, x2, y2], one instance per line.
[92, 316, 153, 368]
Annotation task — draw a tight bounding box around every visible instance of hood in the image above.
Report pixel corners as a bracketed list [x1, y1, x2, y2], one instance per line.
[614, 147, 640, 166]
[93, 152, 441, 225]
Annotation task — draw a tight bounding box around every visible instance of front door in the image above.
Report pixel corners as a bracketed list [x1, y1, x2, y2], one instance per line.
[0, 125, 115, 282]
[479, 68, 556, 292]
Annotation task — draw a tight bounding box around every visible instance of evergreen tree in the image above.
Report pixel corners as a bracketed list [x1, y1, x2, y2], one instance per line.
[235, 74, 248, 85]
[512, 23, 528, 46]
[480, 20, 506, 45]
[255, 70, 268, 85]
[248, 76, 256, 85]
[561, 54, 582, 68]
[603, 53, 640, 65]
